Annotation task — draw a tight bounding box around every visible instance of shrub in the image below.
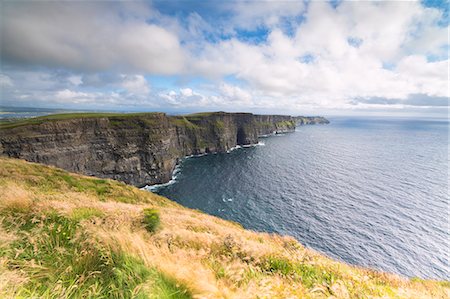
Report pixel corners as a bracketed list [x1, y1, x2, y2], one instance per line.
[143, 208, 160, 233]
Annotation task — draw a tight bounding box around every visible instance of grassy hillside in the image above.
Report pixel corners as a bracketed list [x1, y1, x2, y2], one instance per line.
[0, 112, 164, 130]
[0, 158, 448, 298]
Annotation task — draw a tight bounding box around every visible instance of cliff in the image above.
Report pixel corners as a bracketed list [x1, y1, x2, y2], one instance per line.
[0, 112, 328, 187]
[0, 157, 448, 298]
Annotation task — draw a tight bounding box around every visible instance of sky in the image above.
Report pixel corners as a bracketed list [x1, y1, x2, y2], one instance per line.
[0, 0, 448, 116]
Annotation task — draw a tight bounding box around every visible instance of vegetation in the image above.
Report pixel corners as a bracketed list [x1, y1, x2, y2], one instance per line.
[184, 111, 219, 117]
[0, 112, 164, 130]
[0, 210, 151, 298]
[70, 206, 105, 221]
[214, 120, 225, 130]
[0, 111, 231, 130]
[143, 208, 161, 233]
[0, 157, 448, 298]
[275, 120, 296, 128]
[170, 116, 199, 129]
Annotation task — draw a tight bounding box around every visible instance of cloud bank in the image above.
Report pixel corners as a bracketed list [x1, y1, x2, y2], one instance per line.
[1, 0, 448, 115]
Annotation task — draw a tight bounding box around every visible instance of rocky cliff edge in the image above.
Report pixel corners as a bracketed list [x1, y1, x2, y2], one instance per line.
[0, 112, 328, 186]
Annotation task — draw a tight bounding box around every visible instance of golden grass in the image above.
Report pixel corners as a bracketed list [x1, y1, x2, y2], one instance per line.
[0, 157, 448, 298]
[0, 224, 28, 298]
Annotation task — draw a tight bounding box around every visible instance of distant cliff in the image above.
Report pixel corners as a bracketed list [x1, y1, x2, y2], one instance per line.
[0, 112, 328, 187]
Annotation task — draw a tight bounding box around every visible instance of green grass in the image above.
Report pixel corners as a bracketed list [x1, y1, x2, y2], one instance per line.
[260, 255, 339, 290]
[70, 207, 104, 221]
[0, 111, 230, 130]
[143, 208, 161, 233]
[214, 120, 225, 130]
[1, 210, 148, 298]
[0, 208, 190, 298]
[275, 120, 296, 128]
[184, 112, 218, 117]
[0, 110, 236, 130]
[3, 163, 150, 204]
[1, 158, 449, 298]
[184, 112, 221, 122]
[60, 174, 112, 196]
[170, 117, 199, 129]
[20, 168, 114, 198]
[0, 112, 163, 130]
[147, 269, 192, 299]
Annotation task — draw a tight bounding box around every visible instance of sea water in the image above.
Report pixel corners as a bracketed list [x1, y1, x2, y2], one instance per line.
[151, 116, 449, 280]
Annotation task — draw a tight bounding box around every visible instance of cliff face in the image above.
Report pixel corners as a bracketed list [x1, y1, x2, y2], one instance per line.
[0, 112, 328, 187]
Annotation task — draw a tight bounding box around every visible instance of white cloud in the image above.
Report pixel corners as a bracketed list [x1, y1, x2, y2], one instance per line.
[397, 56, 448, 97]
[121, 75, 150, 96]
[223, 0, 306, 30]
[1, 2, 185, 74]
[55, 89, 94, 103]
[188, 1, 448, 110]
[180, 88, 194, 97]
[157, 85, 254, 109]
[159, 88, 209, 107]
[0, 1, 448, 114]
[219, 83, 253, 105]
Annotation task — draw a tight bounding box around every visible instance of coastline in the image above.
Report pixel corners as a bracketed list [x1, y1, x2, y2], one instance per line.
[0, 112, 326, 187]
[142, 128, 292, 191]
[1, 156, 448, 298]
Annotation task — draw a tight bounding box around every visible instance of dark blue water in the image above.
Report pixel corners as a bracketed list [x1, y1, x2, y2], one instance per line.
[152, 117, 449, 280]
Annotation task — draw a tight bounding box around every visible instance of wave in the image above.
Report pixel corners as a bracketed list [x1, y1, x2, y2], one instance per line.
[148, 118, 449, 280]
[142, 164, 181, 191]
[258, 132, 276, 138]
[185, 153, 208, 159]
[145, 141, 266, 190]
[227, 141, 265, 153]
[226, 145, 242, 153]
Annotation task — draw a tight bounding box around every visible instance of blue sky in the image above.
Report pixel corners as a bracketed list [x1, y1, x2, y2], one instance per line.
[0, 0, 448, 116]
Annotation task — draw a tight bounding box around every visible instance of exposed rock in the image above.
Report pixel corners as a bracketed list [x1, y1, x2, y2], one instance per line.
[0, 112, 328, 187]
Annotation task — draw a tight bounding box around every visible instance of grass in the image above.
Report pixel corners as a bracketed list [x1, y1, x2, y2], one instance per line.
[260, 255, 339, 290]
[0, 112, 164, 130]
[0, 111, 228, 130]
[275, 120, 296, 128]
[70, 207, 105, 221]
[0, 157, 448, 299]
[170, 117, 199, 129]
[214, 120, 225, 130]
[146, 269, 192, 299]
[0, 159, 169, 205]
[60, 174, 112, 196]
[143, 209, 161, 233]
[0, 209, 151, 298]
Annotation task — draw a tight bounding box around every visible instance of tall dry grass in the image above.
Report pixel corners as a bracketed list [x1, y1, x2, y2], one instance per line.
[0, 157, 448, 298]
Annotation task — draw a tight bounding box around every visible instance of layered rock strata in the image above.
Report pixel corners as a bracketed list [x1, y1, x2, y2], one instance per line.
[0, 112, 328, 186]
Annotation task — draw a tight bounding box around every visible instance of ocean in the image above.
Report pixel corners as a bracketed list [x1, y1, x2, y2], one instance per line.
[150, 116, 449, 280]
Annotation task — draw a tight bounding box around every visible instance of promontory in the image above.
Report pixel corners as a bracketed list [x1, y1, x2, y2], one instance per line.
[0, 112, 328, 187]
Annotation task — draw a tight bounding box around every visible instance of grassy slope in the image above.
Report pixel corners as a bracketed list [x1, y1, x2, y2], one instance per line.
[0, 158, 448, 299]
[0, 112, 163, 130]
[0, 112, 223, 130]
[0, 111, 251, 130]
